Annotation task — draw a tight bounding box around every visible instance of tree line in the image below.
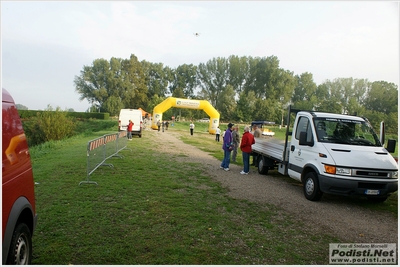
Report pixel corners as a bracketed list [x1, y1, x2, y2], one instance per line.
[74, 54, 398, 133]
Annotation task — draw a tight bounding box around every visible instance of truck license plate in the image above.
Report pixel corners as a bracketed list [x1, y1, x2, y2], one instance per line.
[365, 189, 380, 195]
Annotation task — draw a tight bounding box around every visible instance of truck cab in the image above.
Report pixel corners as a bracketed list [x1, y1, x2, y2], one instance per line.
[287, 110, 398, 201]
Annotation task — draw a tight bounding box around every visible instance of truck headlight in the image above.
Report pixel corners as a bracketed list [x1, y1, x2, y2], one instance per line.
[336, 167, 351, 176]
[324, 165, 351, 176]
[391, 171, 398, 178]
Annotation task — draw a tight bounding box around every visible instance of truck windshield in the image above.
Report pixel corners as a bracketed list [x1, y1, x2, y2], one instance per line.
[313, 118, 381, 147]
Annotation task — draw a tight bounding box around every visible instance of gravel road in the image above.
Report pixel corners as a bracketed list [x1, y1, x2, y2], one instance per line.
[150, 129, 398, 244]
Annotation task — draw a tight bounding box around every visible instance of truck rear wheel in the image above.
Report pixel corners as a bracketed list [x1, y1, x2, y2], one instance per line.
[257, 156, 269, 175]
[303, 172, 323, 201]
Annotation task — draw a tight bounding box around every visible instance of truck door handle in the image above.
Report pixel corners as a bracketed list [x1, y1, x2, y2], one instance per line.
[291, 145, 295, 151]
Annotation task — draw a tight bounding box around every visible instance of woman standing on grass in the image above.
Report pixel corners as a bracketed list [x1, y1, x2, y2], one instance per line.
[220, 123, 234, 171]
[240, 125, 255, 175]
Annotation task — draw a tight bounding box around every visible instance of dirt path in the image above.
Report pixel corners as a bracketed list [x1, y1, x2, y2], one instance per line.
[149, 129, 398, 244]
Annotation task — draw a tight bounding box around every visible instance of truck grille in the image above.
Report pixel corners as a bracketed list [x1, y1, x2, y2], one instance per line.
[354, 169, 389, 178]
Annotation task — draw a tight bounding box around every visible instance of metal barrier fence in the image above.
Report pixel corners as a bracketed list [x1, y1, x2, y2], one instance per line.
[79, 131, 131, 185]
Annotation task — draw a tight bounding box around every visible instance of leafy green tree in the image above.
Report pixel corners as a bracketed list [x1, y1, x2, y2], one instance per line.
[315, 82, 331, 111]
[141, 60, 170, 98]
[315, 82, 330, 101]
[291, 72, 317, 110]
[338, 78, 367, 115]
[74, 58, 111, 111]
[227, 55, 249, 93]
[320, 79, 343, 112]
[362, 81, 398, 134]
[385, 112, 398, 134]
[169, 64, 198, 98]
[364, 81, 398, 114]
[147, 94, 165, 115]
[276, 69, 296, 104]
[320, 78, 367, 114]
[352, 79, 369, 104]
[340, 77, 354, 111]
[103, 95, 124, 116]
[234, 91, 256, 122]
[172, 87, 186, 98]
[74, 54, 148, 116]
[253, 56, 281, 100]
[242, 56, 259, 94]
[120, 54, 148, 110]
[217, 84, 236, 121]
[242, 56, 295, 105]
[317, 100, 343, 113]
[197, 57, 229, 107]
[253, 98, 276, 122]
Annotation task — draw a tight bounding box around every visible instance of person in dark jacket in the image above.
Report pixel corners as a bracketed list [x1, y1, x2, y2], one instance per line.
[220, 123, 234, 171]
[240, 125, 255, 174]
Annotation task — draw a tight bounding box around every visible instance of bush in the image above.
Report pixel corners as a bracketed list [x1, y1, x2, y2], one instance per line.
[23, 116, 47, 146]
[23, 106, 76, 146]
[40, 107, 76, 141]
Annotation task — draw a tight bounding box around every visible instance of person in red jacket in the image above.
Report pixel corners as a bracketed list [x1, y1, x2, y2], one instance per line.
[240, 125, 255, 175]
[127, 120, 134, 140]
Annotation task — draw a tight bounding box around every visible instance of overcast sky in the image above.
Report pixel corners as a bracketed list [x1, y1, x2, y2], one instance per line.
[1, 1, 399, 112]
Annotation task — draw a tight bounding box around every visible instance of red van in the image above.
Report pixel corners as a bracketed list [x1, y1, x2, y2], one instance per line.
[2, 88, 37, 264]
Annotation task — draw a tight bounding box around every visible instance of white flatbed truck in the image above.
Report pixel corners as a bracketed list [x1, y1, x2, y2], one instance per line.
[252, 106, 398, 202]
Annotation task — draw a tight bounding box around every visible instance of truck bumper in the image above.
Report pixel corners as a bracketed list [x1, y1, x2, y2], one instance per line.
[318, 174, 398, 197]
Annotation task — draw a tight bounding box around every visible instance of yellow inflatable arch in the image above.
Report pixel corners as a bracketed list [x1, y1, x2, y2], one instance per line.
[151, 97, 220, 134]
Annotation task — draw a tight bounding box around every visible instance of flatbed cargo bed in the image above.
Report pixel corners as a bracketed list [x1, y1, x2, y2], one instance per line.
[252, 137, 288, 162]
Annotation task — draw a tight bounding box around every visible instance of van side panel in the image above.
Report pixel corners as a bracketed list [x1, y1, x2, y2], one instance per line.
[2, 88, 37, 264]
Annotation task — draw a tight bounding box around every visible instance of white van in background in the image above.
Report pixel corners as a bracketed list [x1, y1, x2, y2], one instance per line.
[118, 109, 143, 138]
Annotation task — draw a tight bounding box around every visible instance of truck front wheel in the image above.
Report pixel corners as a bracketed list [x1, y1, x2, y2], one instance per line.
[303, 172, 323, 201]
[257, 156, 269, 175]
[6, 223, 32, 264]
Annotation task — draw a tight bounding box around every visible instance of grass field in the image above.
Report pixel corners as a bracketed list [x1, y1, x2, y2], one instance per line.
[29, 121, 397, 264]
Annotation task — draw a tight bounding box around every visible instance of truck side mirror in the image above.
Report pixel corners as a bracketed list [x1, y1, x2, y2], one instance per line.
[299, 131, 314, 146]
[386, 139, 396, 153]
